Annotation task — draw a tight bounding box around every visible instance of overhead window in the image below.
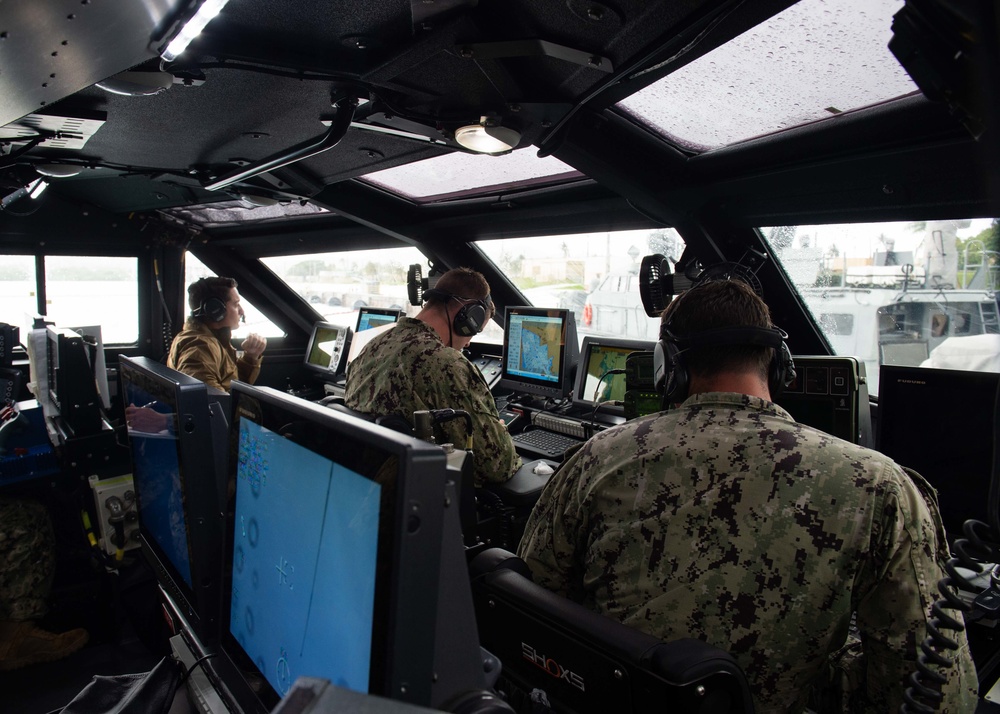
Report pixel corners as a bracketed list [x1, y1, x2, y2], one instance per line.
[361, 150, 582, 201]
[618, 0, 916, 151]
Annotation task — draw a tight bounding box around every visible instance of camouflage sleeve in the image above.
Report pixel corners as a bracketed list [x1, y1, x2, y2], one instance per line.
[436, 359, 519, 486]
[0, 498, 55, 621]
[517, 444, 590, 600]
[851, 465, 979, 713]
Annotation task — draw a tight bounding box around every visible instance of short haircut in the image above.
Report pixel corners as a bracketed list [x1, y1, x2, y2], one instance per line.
[188, 276, 237, 317]
[427, 267, 494, 319]
[660, 279, 774, 381]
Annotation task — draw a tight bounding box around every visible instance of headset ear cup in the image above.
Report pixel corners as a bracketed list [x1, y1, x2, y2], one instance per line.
[453, 301, 488, 337]
[768, 340, 795, 396]
[653, 340, 668, 396]
[202, 297, 227, 323]
[655, 338, 687, 404]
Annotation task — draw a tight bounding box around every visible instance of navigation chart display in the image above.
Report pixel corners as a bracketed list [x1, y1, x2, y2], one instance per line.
[506, 312, 563, 384]
[499, 307, 578, 400]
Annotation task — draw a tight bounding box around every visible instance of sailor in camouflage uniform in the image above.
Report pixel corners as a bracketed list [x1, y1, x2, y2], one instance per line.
[345, 267, 519, 486]
[0, 497, 89, 670]
[518, 279, 977, 713]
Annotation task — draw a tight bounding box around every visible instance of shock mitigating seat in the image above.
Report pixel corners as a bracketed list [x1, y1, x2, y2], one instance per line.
[469, 548, 755, 714]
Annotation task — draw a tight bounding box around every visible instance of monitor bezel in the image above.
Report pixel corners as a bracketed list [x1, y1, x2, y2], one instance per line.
[303, 321, 352, 376]
[119, 355, 226, 645]
[497, 306, 578, 400]
[775, 355, 871, 447]
[877, 365, 1000, 538]
[571, 336, 655, 416]
[46, 325, 103, 435]
[355, 307, 404, 333]
[214, 383, 449, 713]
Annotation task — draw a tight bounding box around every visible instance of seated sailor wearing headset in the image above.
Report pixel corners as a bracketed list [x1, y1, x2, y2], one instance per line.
[344, 267, 518, 486]
[518, 278, 977, 713]
[167, 276, 268, 392]
[127, 277, 267, 431]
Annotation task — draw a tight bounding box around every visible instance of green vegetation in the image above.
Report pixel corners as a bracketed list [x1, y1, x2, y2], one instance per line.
[957, 220, 999, 264]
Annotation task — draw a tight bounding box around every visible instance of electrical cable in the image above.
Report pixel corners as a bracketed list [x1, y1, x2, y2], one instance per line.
[430, 408, 474, 450]
[901, 518, 1000, 713]
[153, 259, 175, 358]
[179, 652, 219, 685]
[589, 369, 626, 429]
[536, 0, 747, 156]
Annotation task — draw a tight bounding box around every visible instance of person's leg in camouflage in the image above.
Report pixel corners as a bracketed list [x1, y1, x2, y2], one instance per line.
[0, 498, 88, 670]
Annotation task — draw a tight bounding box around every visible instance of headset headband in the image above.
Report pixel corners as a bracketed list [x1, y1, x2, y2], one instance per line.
[424, 288, 491, 306]
[661, 325, 788, 351]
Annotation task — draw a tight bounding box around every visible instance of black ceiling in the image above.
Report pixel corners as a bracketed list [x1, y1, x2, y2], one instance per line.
[0, 0, 996, 252]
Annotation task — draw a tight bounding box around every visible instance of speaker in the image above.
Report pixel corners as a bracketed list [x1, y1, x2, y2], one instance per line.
[193, 296, 228, 323]
[654, 326, 796, 404]
[423, 289, 492, 337]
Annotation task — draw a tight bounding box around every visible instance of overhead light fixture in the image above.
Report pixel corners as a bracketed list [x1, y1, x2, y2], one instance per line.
[454, 117, 521, 155]
[96, 71, 174, 97]
[27, 179, 48, 199]
[34, 164, 83, 178]
[161, 0, 231, 62]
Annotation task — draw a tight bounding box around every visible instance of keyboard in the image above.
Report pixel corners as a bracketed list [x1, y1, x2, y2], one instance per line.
[511, 429, 582, 459]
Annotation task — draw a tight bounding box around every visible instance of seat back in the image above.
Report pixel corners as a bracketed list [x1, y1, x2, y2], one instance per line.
[319, 395, 415, 435]
[469, 548, 754, 714]
[319, 396, 482, 540]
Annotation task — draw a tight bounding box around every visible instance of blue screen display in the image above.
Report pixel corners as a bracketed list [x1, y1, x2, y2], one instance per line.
[230, 419, 381, 696]
[356, 311, 398, 332]
[505, 313, 563, 384]
[125, 382, 192, 589]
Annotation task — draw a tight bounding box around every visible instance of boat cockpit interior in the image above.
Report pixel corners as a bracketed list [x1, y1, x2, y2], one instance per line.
[1, 0, 1000, 712]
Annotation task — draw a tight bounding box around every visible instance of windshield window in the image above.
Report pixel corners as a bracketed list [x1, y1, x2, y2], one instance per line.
[259, 246, 426, 334]
[475, 228, 686, 345]
[44, 256, 138, 344]
[0, 254, 38, 335]
[185, 254, 283, 338]
[762, 219, 1000, 395]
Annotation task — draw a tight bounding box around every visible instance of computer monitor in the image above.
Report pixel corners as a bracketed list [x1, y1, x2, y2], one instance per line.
[498, 307, 579, 401]
[46, 326, 103, 436]
[214, 383, 460, 712]
[355, 307, 403, 333]
[572, 337, 654, 416]
[877, 365, 1000, 538]
[776, 356, 872, 447]
[304, 322, 352, 377]
[119, 356, 229, 645]
[68, 325, 111, 411]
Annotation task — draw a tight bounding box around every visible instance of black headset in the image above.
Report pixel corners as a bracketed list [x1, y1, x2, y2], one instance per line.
[192, 296, 228, 323]
[653, 324, 796, 404]
[423, 288, 492, 337]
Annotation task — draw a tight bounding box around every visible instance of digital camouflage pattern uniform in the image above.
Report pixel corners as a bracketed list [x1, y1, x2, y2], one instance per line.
[518, 392, 978, 713]
[167, 318, 261, 392]
[345, 318, 519, 486]
[0, 498, 55, 622]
